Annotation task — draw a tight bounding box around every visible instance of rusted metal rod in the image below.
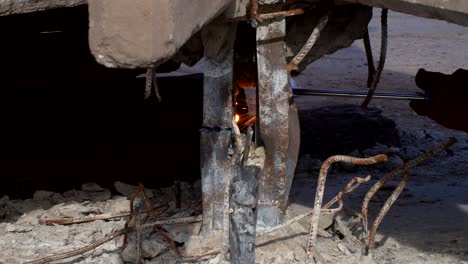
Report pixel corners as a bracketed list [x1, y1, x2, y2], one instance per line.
[287, 13, 329, 72]
[25, 215, 203, 264]
[39, 204, 167, 226]
[361, 9, 388, 109]
[230, 8, 305, 22]
[323, 175, 371, 210]
[306, 154, 388, 262]
[23, 229, 126, 264]
[363, 29, 376, 88]
[257, 175, 371, 238]
[259, 8, 305, 20]
[361, 137, 457, 237]
[249, 0, 259, 21]
[145, 68, 161, 101]
[140, 215, 202, 229]
[368, 172, 410, 252]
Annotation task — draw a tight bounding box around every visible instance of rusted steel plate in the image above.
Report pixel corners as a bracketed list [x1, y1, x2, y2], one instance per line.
[202, 60, 234, 128]
[256, 17, 300, 229]
[199, 22, 236, 236]
[88, 0, 233, 68]
[200, 129, 232, 234]
[200, 60, 234, 228]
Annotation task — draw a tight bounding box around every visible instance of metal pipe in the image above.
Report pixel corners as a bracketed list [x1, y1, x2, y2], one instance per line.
[293, 88, 427, 101]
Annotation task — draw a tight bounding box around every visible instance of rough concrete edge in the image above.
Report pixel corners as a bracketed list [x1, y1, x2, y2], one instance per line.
[0, 0, 87, 16]
[342, 0, 468, 26]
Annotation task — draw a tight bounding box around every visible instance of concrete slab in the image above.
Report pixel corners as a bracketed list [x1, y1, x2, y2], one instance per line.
[342, 0, 468, 26]
[88, 0, 233, 68]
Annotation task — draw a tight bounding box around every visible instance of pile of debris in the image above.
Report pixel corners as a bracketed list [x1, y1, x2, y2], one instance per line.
[0, 128, 465, 264]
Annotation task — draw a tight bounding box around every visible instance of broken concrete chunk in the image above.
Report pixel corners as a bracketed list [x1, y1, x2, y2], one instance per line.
[114, 181, 154, 198]
[82, 182, 105, 192]
[164, 222, 202, 243]
[32, 190, 54, 201]
[108, 197, 130, 214]
[32, 191, 64, 204]
[4, 223, 33, 233]
[254, 146, 265, 157]
[142, 236, 169, 259]
[184, 231, 222, 256]
[121, 234, 169, 262]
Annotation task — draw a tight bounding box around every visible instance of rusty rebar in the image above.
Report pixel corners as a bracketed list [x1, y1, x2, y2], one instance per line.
[145, 68, 152, 99]
[24, 215, 203, 264]
[323, 175, 371, 210]
[361, 137, 457, 236]
[140, 215, 202, 229]
[40, 203, 168, 226]
[259, 8, 304, 20]
[306, 154, 388, 262]
[257, 175, 371, 238]
[368, 172, 410, 252]
[145, 68, 161, 101]
[362, 29, 375, 88]
[23, 229, 126, 264]
[361, 9, 388, 109]
[232, 8, 305, 23]
[249, 0, 259, 26]
[122, 186, 141, 250]
[287, 13, 329, 73]
[138, 183, 158, 221]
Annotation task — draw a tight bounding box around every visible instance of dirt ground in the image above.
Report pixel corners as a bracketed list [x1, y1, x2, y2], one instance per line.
[0, 10, 467, 264]
[289, 10, 468, 264]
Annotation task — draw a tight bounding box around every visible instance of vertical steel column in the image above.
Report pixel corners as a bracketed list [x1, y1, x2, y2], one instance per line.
[200, 20, 237, 235]
[256, 16, 300, 229]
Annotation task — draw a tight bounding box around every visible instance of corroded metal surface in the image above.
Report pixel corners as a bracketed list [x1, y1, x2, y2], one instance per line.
[200, 20, 236, 236]
[229, 166, 260, 264]
[256, 15, 300, 230]
[306, 154, 388, 262]
[200, 129, 232, 234]
[361, 137, 457, 237]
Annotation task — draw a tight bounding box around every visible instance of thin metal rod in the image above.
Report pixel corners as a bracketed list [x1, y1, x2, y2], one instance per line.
[293, 88, 426, 101]
[368, 172, 410, 252]
[361, 137, 457, 238]
[363, 29, 376, 88]
[228, 8, 305, 23]
[361, 9, 388, 108]
[306, 154, 388, 262]
[287, 13, 329, 72]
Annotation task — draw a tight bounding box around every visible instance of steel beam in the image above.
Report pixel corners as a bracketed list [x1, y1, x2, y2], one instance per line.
[200, 20, 237, 236]
[256, 16, 300, 230]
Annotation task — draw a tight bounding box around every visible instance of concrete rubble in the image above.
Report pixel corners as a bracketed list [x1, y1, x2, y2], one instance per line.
[0, 127, 466, 263]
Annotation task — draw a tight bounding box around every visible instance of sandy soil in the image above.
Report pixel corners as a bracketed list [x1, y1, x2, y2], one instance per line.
[0, 10, 467, 264]
[289, 10, 468, 264]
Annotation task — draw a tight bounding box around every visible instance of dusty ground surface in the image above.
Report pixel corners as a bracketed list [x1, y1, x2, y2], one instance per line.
[290, 10, 468, 264]
[0, 10, 467, 264]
